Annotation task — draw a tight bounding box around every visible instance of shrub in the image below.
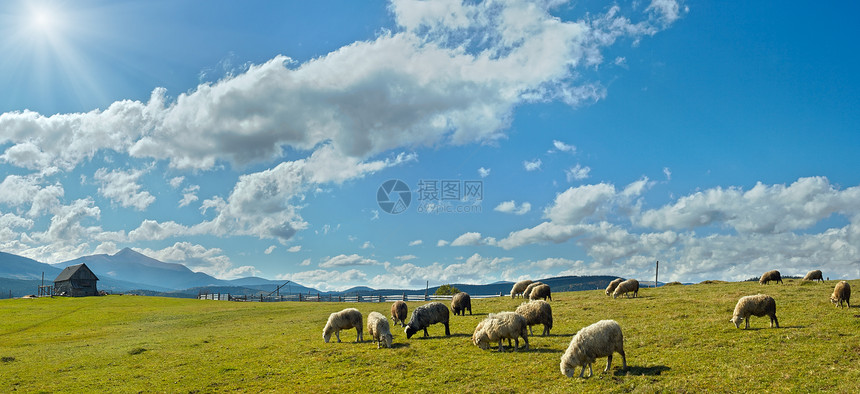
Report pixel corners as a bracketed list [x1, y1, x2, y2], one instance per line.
[435, 284, 460, 296]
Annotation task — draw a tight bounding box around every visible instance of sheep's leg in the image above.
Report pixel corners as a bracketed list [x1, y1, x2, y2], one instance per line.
[335, 331, 342, 343]
[444, 322, 450, 336]
[528, 325, 533, 336]
[772, 314, 779, 328]
[619, 349, 627, 370]
[357, 329, 363, 342]
[514, 337, 519, 351]
[498, 341, 505, 352]
[423, 328, 429, 337]
[605, 354, 613, 372]
[744, 317, 750, 329]
[522, 334, 529, 350]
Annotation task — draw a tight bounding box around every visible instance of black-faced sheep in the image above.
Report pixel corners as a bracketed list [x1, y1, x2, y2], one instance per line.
[366, 311, 393, 349]
[510, 279, 533, 299]
[612, 279, 639, 299]
[472, 312, 529, 352]
[323, 308, 363, 343]
[515, 300, 552, 336]
[523, 281, 544, 299]
[803, 270, 823, 282]
[759, 270, 783, 285]
[605, 278, 624, 296]
[451, 292, 472, 316]
[529, 284, 552, 301]
[831, 281, 851, 308]
[730, 294, 778, 329]
[405, 302, 450, 339]
[391, 300, 408, 327]
[560, 319, 626, 378]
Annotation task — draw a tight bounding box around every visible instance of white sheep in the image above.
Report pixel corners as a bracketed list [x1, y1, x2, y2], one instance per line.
[612, 279, 639, 299]
[759, 270, 783, 285]
[730, 294, 778, 329]
[323, 308, 364, 343]
[523, 281, 544, 299]
[560, 320, 627, 378]
[529, 283, 552, 301]
[366, 311, 393, 349]
[472, 312, 529, 352]
[405, 302, 450, 339]
[803, 270, 823, 282]
[515, 300, 552, 336]
[510, 279, 533, 299]
[605, 278, 624, 296]
[831, 281, 851, 308]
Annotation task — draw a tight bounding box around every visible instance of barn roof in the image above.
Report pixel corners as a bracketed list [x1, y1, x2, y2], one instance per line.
[54, 263, 99, 282]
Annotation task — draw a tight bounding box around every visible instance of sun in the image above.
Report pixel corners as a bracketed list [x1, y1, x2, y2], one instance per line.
[29, 7, 58, 34]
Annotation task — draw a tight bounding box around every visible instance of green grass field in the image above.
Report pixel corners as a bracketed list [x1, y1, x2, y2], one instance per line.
[2, 279, 859, 392]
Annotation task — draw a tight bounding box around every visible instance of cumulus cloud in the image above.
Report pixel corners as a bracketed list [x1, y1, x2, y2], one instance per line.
[264, 245, 277, 254]
[136, 241, 258, 279]
[287, 245, 302, 252]
[319, 254, 380, 268]
[179, 185, 200, 208]
[277, 269, 368, 292]
[523, 159, 542, 171]
[552, 140, 576, 154]
[450, 231, 496, 246]
[93, 168, 156, 211]
[478, 167, 491, 178]
[494, 200, 531, 215]
[565, 164, 591, 181]
[409, 239, 423, 246]
[369, 253, 514, 289]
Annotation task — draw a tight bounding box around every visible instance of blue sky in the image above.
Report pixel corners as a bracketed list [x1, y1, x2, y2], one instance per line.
[2, 0, 860, 291]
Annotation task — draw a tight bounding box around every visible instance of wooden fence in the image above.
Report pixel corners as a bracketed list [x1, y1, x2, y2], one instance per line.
[198, 293, 503, 303]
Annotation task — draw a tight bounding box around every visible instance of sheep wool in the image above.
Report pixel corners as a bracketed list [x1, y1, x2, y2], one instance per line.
[510, 280, 533, 299]
[831, 281, 851, 308]
[391, 300, 408, 327]
[451, 292, 472, 316]
[560, 320, 626, 378]
[612, 279, 639, 299]
[405, 302, 451, 339]
[523, 282, 544, 300]
[473, 312, 529, 352]
[605, 278, 624, 296]
[730, 294, 778, 329]
[323, 308, 364, 343]
[803, 270, 823, 282]
[515, 300, 553, 336]
[367, 311, 393, 349]
[759, 270, 783, 285]
[529, 284, 552, 301]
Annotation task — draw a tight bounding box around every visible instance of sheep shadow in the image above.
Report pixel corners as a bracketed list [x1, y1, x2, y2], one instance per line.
[618, 365, 670, 376]
[524, 347, 563, 354]
[390, 342, 411, 349]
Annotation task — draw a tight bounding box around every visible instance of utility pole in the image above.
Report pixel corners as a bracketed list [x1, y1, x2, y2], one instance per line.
[655, 261, 659, 288]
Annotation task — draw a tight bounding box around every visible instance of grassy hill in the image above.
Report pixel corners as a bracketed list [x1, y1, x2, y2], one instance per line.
[1, 279, 859, 392]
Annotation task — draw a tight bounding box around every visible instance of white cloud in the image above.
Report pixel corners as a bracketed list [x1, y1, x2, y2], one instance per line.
[552, 140, 576, 154]
[544, 183, 616, 224]
[264, 245, 277, 254]
[93, 168, 156, 211]
[396, 254, 417, 261]
[369, 253, 514, 289]
[565, 164, 591, 181]
[523, 159, 542, 171]
[409, 239, 423, 246]
[135, 241, 257, 279]
[169, 176, 185, 189]
[494, 200, 531, 215]
[179, 185, 200, 208]
[663, 167, 672, 181]
[450, 232, 496, 246]
[278, 269, 367, 292]
[287, 245, 302, 253]
[360, 241, 374, 249]
[437, 239, 450, 247]
[478, 167, 491, 178]
[319, 254, 379, 268]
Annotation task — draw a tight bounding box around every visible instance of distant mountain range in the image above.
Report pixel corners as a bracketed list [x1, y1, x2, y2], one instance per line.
[0, 248, 642, 298]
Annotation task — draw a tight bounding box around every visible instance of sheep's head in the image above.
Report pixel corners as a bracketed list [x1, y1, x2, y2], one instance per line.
[561, 361, 576, 378]
[831, 296, 839, 305]
[730, 315, 743, 328]
[381, 333, 393, 348]
[404, 325, 418, 339]
[473, 331, 490, 349]
[323, 326, 333, 343]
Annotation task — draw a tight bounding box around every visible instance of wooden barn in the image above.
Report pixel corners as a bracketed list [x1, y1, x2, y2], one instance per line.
[53, 263, 99, 297]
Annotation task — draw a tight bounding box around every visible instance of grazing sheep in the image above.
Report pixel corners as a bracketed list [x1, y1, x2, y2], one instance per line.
[366, 311, 393, 349]
[391, 300, 408, 327]
[803, 270, 823, 282]
[510, 279, 533, 299]
[730, 294, 778, 329]
[831, 281, 851, 308]
[472, 312, 529, 352]
[404, 302, 450, 339]
[560, 320, 627, 378]
[451, 292, 472, 316]
[529, 284, 552, 301]
[605, 278, 624, 296]
[515, 300, 553, 336]
[523, 282, 545, 299]
[323, 308, 363, 343]
[612, 279, 639, 299]
[759, 270, 783, 285]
